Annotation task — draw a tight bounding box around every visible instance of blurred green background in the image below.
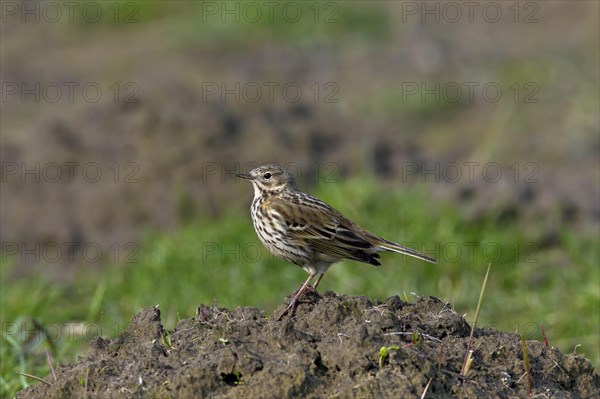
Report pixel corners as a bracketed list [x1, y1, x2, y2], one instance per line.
[1, 1, 598, 396]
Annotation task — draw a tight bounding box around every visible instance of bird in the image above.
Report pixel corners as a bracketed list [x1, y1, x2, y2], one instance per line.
[237, 164, 436, 319]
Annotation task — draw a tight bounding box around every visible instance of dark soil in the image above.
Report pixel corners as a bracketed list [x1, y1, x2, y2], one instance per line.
[16, 294, 598, 399]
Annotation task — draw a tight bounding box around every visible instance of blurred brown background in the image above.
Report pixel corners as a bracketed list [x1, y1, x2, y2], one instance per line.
[1, 1, 598, 275]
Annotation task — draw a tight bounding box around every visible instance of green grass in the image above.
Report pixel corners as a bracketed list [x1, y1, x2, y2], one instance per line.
[67, 1, 391, 46]
[1, 177, 598, 397]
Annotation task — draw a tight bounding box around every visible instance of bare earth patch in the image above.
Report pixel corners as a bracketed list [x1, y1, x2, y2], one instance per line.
[16, 294, 598, 398]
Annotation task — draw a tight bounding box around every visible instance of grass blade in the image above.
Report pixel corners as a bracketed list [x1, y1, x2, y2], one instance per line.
[521, 334, 532, 396]
[461, 263, 492, 375]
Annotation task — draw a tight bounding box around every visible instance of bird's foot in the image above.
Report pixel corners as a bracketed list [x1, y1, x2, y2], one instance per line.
[275, 299, 297, 321]
[291, 285, 323, 299]
[276, 289, 323, 321]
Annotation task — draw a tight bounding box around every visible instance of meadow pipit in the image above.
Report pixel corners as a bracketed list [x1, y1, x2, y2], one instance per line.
[237, 164, 436, 319]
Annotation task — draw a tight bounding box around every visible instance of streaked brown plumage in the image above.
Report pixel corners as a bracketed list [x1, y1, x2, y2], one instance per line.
[237, 164, 435, 319]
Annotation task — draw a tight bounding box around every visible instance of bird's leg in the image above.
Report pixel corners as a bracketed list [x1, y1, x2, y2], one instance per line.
[299, 273, 325, 299]
[293, 273, 325, 298]
[291, 275, 319, 295]
[312, 273, 324, 290]
[276, 273, 314, 320]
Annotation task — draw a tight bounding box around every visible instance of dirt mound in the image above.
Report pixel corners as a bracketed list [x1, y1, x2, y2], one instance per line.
[16, 294, 598, 398]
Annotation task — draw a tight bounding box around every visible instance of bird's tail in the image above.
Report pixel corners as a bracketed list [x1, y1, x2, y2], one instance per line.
[377, 238, 437, 264]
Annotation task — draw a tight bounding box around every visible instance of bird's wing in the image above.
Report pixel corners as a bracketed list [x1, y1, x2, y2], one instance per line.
[268, 196, 381, 266]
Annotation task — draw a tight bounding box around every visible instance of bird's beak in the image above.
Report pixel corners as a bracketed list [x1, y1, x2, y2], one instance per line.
[236, 173, 253, 180]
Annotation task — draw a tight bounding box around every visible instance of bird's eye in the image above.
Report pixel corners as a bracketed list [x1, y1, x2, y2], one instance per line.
[263, 172, 272, 179]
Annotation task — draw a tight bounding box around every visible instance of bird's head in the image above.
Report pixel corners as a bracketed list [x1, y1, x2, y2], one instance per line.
[237, 164, 297, 196]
